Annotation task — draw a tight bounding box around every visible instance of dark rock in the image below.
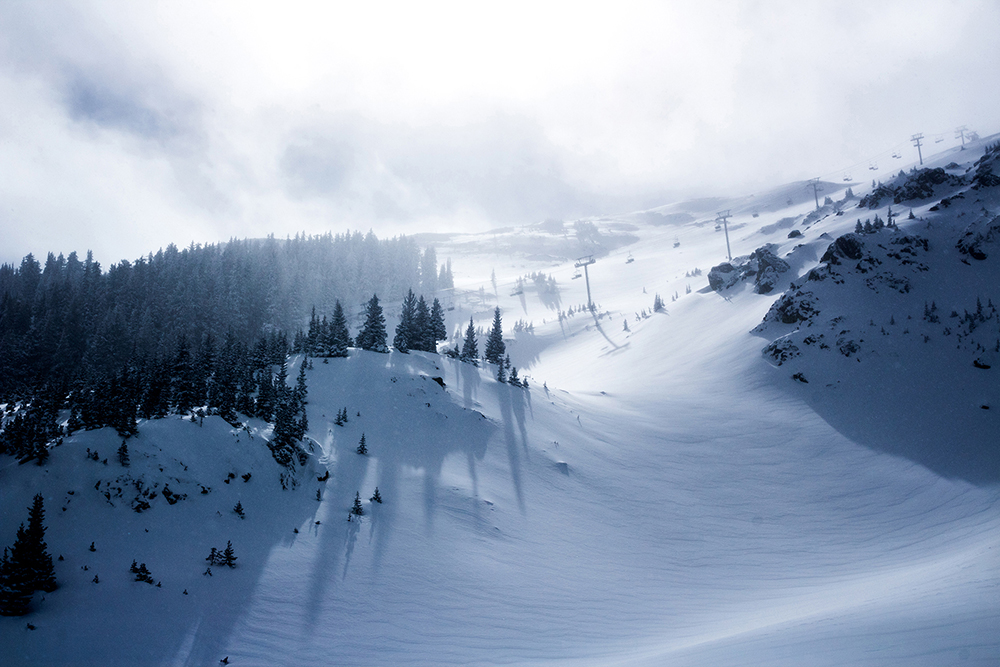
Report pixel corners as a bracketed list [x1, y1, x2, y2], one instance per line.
[708, 261, 743, 291]
[821, 233, 864, 264]
[763, 337, 801, 365]
[752, 245, 790, 294]
[956, 215, 1000, 260]
[708, 244, 789, 294]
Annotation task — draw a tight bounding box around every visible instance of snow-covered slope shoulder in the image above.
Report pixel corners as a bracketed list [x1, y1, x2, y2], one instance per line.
[753, 148, 1000, 484]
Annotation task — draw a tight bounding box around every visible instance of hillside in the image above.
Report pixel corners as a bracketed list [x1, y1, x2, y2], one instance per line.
[2, 138, 999, 666]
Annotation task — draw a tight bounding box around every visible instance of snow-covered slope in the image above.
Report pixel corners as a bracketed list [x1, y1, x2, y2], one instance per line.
[2, 138, 999, 666]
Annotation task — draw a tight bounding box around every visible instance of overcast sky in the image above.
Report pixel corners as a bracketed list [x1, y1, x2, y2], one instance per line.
[1, 0, 997, 265]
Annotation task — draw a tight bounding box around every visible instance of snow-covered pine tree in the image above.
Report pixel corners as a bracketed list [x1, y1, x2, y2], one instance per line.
[352, 492, 364, 515]
[356, 295, 389, 353]
[357, 434, 367, 455]
[233, 501, 245, 519]
[394, 290, 417, 353]
[484, 307, 505, 366]
[370, 487, 382, 503]
[460, 318, 478, 365]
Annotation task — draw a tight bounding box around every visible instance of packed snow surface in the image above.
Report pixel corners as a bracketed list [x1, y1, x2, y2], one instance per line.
[2, 138, 999, 666]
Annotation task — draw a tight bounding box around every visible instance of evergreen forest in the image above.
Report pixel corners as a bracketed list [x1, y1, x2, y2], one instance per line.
[0, 231, 454, 466]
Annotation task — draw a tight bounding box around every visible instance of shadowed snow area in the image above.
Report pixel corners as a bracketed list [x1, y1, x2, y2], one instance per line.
[2, 138, 999, 666]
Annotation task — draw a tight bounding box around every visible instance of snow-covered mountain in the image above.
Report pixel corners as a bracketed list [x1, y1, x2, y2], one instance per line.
[2, 137, 999, 666]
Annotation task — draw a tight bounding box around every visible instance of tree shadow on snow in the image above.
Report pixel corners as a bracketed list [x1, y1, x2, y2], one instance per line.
[298, 351, 496, 633]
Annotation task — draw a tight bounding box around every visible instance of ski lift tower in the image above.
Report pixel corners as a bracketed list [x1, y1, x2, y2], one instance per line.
[575, 255, 597, 311]
[716, 210, 732, 261]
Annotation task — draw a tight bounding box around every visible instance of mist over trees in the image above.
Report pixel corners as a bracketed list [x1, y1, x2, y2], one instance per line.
[0, 231, 437, 400]
[0, 231, 448, 466]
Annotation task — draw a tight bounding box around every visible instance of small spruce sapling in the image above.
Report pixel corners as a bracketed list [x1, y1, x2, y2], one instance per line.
[370, 487, 382, 504]
[352, 493, 364, 516]
[221, 541, 237, 568]
[233, 501, 245, 519]
[117, 442, 129, 467]
[356, 434, 367, 456]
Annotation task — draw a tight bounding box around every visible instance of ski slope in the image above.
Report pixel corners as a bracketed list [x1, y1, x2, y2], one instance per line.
[2, 138, 999, 666]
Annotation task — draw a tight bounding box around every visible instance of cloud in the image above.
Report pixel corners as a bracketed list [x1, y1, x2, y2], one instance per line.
[0, 0, 998, 265]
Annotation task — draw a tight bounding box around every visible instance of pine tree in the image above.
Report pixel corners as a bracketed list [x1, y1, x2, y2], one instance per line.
[356, 295, 388, 353]
[233, 501, 245, 519]
[460, 318, 478, 365]
[117, 441, 130, 467]
[206, 547, 219, 565]
[329, 300, 352, 357]
[484, 307, 505, 366]
[307, 306, 320, 355]
[221, 540, 237, 568]
[508, 365, 521, 387]
[24, 495, 57, 592]
[394, 290, 417, 353]
[370, 487, 382, 503]
[172, 335, 197, 415]
[357, 433, 367, 455]
[352, 492, 364, 516]
[134, 563, 153, 584]
[429, 298, 447, 351]
[413, 295, 431, 351]
[0, 547, 32, 616]
[254, 367, 276, 421]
